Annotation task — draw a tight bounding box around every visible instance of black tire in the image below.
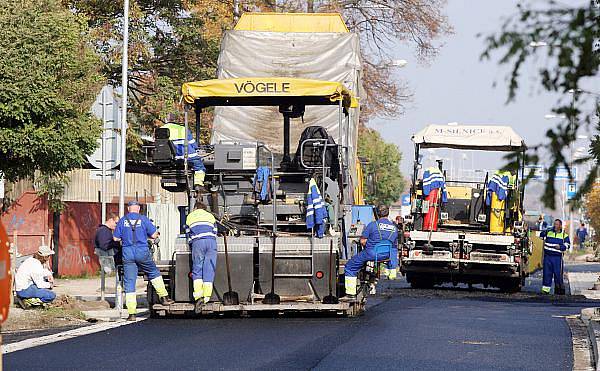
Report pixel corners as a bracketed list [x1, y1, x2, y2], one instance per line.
[498, 279, 521, 293]
[408, 273, 435, 289]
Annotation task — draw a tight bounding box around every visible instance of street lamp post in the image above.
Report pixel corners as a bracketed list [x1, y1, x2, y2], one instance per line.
[568, 89, 577, 246]
[118, 0, 129, 217]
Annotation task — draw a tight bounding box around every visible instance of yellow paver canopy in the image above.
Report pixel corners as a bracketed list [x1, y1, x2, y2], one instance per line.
[182, 77, 357, 108]
[234, 12, 349, 33]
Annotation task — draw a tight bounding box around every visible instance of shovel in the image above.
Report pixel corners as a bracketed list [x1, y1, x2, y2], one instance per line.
[222, 234, 239, 305]
[322, 239, 339, 304]
[263, 234, 281, 305]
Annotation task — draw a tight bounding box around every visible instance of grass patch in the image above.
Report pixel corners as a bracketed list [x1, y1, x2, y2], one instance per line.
[44, 307, 87, 321]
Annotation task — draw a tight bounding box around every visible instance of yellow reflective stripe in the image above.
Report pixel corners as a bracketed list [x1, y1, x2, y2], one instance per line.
[150, 277, 168, 298]
[547, 231, 568, 239]
[193, 279, 203, 300]
[345, 276, 357, 295]
[163, 123, 186, 140]
[202, 282, 213, 298]
[125, 292, 137, 314]
[186, 210, 216, 225]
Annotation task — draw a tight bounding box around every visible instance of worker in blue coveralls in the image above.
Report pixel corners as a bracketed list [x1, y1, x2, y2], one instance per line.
[343, 204, 398, 299]
[540, 219, 570, 295]
[163, 122, 206, 188]
[186, 201, 218, 305]
[114, 201, 174, 321]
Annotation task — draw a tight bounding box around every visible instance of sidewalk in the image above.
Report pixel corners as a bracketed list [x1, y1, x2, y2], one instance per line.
[566, 263, 600, 300]
[52, 276, 149, 321]
[53, 276, 147, 301]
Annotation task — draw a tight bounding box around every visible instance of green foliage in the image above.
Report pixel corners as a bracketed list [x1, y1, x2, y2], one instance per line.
[481, 1, 600, 208]
[358, 128, 405, 205]
[35, 173, 71, 212]
[66, 0, 221, 141]
[0, 0, 102, 181]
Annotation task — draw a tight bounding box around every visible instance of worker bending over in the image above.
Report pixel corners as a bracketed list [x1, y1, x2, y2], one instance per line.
[540, 219, 570, 295]
[186, 201, 218, 305]
[114, 201, 174, 321]
[15, 245, 56, 307]
[344, 204, 399, 298]
[163, 122, 206, 187]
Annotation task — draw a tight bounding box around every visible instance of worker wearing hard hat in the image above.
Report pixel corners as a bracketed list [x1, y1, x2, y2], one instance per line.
[162, 122, 206, 188]
[15, 245, 56, 308]
[540, 219, 570, 295]
[185, 201, 218, 306]
[114, 201, 174, 321]
[343, 204, 399, 298]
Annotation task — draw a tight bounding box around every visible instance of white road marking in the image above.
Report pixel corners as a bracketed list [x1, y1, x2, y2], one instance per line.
[2, 317, 147, 354]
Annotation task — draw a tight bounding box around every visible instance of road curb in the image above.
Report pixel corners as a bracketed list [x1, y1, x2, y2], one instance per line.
[579, 308, 600, 370]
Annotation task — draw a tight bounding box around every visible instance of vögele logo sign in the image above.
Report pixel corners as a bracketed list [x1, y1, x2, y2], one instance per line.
[234, 81, 291, 94]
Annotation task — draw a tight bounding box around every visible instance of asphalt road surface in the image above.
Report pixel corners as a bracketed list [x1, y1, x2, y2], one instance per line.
[5, 265, 599, 371]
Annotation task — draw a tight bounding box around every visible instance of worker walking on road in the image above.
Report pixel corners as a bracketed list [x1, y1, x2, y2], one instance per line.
[114, 201, 174, 321]
[343, 204, 398, 298]
[540, 219, 570, 295]
[186, 202, 218, 305]
[576, 222, 588, 250]
[163, 122, 206, 188]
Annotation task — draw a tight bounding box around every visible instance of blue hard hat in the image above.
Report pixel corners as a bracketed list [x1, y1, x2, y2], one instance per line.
[128, 200, 140, 206]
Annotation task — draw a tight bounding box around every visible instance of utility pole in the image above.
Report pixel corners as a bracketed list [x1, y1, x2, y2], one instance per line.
[118, 0, 129, 217]
[568, 89, 577, 247]
[233, 0, 240, 22]
[101, 88, 107, 222]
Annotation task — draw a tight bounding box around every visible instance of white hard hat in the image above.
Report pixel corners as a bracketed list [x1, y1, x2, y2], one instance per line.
[38, 245, 55, 257]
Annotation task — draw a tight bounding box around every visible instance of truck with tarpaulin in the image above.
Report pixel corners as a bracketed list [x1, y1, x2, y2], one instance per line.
[401, 124, 530, 292]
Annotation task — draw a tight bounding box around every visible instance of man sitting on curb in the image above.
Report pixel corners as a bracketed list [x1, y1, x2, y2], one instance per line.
[15, 245, 56, 308]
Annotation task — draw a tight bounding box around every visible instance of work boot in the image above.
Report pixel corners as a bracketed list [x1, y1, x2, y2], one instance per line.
[555, 286, 566, 296]
[127, 314, 136, 322]
[16, 297, 29, 309]
[159, 296, 175, 305]
[194, 299, 204, 314]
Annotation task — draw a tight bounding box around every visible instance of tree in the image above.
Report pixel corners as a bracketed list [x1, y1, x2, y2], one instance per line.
[584, 182, 600, 245]
[481, 1, 600, 208]
[0, 0, 102, 181]
[358, 128, 405, 204]
[65, 0, 222, 150]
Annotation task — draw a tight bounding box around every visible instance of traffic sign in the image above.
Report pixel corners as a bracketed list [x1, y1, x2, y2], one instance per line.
[91, 85, 121, 130]
[566, 182, 577, 200]
[525, 165, 545, 180]
[90, 169, 120, 180]
[86, 129, 122, 170]
[555, 166, 577, 180]
[401, 194, 411, 206]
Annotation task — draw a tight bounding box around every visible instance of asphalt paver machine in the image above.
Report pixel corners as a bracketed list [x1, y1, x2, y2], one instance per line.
[402, 125, 530, 292]
[150, 77, 367, 316]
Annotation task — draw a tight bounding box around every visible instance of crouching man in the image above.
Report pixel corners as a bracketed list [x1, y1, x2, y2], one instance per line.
[343, 204, 399, 299]
[15, 245, 56, 307]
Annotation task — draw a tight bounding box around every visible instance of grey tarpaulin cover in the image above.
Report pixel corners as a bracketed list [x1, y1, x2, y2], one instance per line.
[412, 125, 525, 151]
[212, 30, 363, 166]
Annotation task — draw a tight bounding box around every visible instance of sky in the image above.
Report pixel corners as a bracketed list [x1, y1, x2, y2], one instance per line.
[370, 0, 590, 177]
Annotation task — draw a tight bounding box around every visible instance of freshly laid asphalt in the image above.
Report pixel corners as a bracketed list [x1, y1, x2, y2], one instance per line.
[5, 264, 599, 371]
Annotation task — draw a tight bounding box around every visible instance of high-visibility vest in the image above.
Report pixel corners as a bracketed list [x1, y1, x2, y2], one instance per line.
[0, 221, 11, 323]
[543, 230, 570, 254]
[186, 209, 217, 241]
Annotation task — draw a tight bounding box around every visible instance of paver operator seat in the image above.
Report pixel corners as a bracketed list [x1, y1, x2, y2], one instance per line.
[153, 127, 189, 193]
